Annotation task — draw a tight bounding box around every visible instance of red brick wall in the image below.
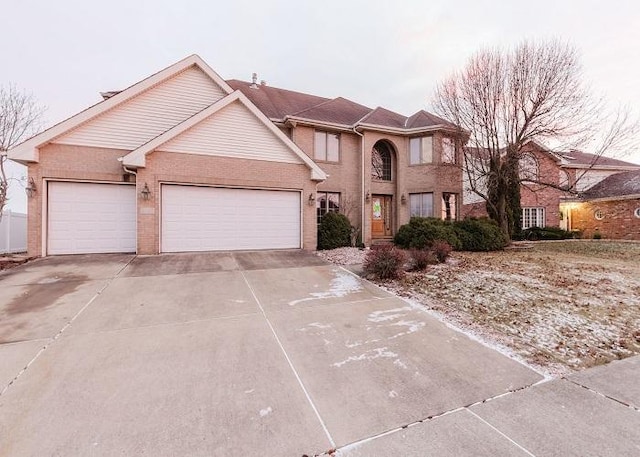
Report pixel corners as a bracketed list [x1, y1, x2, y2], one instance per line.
[569, 198, 640, 240]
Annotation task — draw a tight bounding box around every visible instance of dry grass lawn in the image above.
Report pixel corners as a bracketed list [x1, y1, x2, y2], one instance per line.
[386, 241, 640, 377]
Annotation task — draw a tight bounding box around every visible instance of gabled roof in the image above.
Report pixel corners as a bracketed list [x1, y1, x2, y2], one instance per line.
[405, 110, 455, 129]
[359, 107, 407, 129]
[122, 91, 326, 181]
[560, 150, 640, 169]
[226, 79, 329, 120]
[9, 55, 234, 163]
[581, 170, 640, 199]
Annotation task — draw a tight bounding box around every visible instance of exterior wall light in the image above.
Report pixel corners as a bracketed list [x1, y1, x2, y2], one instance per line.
[401, 193, 407, 204]
[25, 177, 37, 198]
[365, 191, 371, 202]
[140, 182, 151, 200]
[308, 193, 315, 205]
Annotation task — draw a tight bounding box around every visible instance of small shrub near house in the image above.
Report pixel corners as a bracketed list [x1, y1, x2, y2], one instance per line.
[409, 248, 438, 271]
[317, 212, 352, 250]
[363, 245, 407, 280]
[394, 217, 461, 250]
[453, 218, 508, 251]
[519, 226, 578, 241]
[431, 240, 453, 262]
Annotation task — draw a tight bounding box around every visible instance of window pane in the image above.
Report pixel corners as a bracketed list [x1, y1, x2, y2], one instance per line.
[410, 138, 421, 165]
[314, 132, 327, 160]
[422, 137, 433, 163]
[327, 134, 339, 162]
[328, 192, 340, 212]
[410, 194, 421, 216]
[441, 193, 457, 220]
[410, 193, 433, 217]
[442, 138, 455, 164]
[422, 193, 433, 217]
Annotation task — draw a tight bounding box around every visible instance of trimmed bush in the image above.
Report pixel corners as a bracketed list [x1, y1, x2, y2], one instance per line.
[409, 248, 438, 271]
[394, 217, 461, 250]
[363, 245, 407, 280]
[317, 212, 352, 250]
[431, 240, 453, 262]
[519, 226, 578, 241]
[453, 218, 508, 251]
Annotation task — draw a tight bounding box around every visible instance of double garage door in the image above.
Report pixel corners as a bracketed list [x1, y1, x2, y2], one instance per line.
[161, 185, 301, 252]
[47, 182, 301, 254]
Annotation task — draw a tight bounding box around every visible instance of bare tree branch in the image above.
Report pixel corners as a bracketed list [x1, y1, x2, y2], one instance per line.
[432, 39, 639, 239]
[0, 84, 45, 216]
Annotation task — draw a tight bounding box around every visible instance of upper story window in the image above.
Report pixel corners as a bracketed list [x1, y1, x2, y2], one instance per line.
[442, 138, 456, 164]
[519, 154, 539, 181]
[314, 131, 340, 162]
[409, 136, 433, 165]
[372, 141, 393, 181]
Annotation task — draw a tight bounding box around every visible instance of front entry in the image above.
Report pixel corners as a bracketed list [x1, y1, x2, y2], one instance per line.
[371, 195, 393, 238]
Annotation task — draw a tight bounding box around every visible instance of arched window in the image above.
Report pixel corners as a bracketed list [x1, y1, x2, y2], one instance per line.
[372, 141, 393, 181]
[519, 154, 539, 181]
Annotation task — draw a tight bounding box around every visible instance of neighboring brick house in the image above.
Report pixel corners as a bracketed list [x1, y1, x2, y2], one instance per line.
[8, 55, 463, 256]
[562, 170, 640, 240]
[462, 141, 640, 232]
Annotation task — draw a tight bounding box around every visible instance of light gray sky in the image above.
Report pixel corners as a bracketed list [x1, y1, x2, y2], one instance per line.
[3, 0, 640, 211]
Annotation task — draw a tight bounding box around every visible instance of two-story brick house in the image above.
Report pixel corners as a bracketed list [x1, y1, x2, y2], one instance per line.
[9, 55, 463, 256]
[228, 78, 464, 246]
[462, 141, 640, 232]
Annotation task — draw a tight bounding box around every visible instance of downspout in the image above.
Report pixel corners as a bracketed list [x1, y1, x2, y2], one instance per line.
[352, 126, 365, 246]
[118, 157, 137, 179]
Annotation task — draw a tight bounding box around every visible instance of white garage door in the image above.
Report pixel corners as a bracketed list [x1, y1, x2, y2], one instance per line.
[161, 185, 301, 252]
[48, 182, 136, 255]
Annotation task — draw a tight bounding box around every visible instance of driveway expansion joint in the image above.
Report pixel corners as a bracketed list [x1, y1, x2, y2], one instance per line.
[564, 377, 640, 412]
[0, 256, 136, 396]
[235, 257, 336, 449]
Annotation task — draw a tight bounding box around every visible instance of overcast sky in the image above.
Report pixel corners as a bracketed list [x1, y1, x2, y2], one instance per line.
[3, 0, 640, 211]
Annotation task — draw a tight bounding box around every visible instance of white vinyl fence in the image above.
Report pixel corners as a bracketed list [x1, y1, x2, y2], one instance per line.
[0, 210, 27, 254]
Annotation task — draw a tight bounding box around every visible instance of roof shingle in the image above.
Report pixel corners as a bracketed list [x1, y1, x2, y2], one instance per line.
[581, 170, 640, 199]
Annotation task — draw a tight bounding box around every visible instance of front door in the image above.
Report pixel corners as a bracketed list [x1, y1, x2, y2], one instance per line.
[371, 195, 393, 238]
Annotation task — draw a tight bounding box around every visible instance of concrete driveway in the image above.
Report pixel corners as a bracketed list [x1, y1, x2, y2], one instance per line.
[0, 251, 638, 456]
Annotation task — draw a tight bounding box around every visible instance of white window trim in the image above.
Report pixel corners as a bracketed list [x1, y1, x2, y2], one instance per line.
[521, 207, 545, 229]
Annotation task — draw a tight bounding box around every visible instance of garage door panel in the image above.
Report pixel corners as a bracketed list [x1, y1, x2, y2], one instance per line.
[161, 185, 301, 252]
[48, 182, 136, 255]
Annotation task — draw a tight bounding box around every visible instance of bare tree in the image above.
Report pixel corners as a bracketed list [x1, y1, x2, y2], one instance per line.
[433, 39, 638, 239]
[0, 84, 45, 217]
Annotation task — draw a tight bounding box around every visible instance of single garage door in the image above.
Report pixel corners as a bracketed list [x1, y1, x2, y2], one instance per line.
[48, 182, 136, 255]
[161, 185, 301, 252]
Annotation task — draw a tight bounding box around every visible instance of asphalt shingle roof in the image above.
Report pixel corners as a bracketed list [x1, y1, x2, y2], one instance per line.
[581, 170, 640, 199]
[227, 79, 453, 131]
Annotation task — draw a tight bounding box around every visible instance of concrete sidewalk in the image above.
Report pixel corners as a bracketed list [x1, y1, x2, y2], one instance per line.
[0, 251, 638, 456]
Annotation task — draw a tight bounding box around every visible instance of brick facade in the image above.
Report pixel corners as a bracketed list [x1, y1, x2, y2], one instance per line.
[28, 144, 317, 256]
[290, 125, 463, 246]
[565, 198, 640, 240]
